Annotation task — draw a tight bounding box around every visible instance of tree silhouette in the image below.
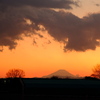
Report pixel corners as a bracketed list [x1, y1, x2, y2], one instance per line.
[91, 64, 100, 79]
[6, 69, 25, 78]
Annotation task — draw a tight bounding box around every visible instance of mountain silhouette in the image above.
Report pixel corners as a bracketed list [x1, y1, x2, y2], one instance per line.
[42, 69, 76, 78]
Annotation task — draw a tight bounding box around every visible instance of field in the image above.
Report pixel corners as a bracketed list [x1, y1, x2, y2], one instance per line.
[0, 78, 100, 100]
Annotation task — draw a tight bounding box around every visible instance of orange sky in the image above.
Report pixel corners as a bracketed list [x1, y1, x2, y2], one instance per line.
[0, 0, 100, 78]
[0, 33, 100, 78]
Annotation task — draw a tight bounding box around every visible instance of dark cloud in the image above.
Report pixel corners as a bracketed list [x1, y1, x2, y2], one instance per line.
[27, 9, 100, 51]
[95, 4, 100, 6]
[0, 0, 77, 9]
[0, 0, 100, 52]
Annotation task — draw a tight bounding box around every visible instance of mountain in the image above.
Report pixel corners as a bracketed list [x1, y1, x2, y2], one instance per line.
[42, 69, 76, 79]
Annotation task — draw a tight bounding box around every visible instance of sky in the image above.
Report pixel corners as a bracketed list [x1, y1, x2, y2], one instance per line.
[0, 0, 100, 78]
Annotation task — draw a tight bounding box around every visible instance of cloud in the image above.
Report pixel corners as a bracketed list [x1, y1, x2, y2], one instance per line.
[26, 9, 100, 52]
[0, 0, 100, 52]
[0, 0, 77, 9]
[95, 4, 100, 6]
[0, 0, 78, 51]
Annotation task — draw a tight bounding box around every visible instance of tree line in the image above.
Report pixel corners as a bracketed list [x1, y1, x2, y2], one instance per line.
[5, 64, 100, 79]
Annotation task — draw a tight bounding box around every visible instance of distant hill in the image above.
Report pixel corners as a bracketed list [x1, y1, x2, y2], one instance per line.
[42, 69, 77, 79]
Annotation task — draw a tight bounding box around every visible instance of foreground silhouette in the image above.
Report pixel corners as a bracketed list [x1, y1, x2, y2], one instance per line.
[1, 77, 100, 100]
[6, 69, 25, 78]
[91, 64, 100, 79]
[0, 78, 24, 100]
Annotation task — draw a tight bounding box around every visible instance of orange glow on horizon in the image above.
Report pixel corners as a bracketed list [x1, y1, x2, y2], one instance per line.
[0, 34, 100, 78]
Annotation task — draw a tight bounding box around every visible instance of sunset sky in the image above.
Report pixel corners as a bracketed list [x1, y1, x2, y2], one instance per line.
[0, 0, 100, 78]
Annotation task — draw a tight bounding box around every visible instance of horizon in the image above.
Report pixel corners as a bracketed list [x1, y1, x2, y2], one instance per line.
[0, 0, 100, 78]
